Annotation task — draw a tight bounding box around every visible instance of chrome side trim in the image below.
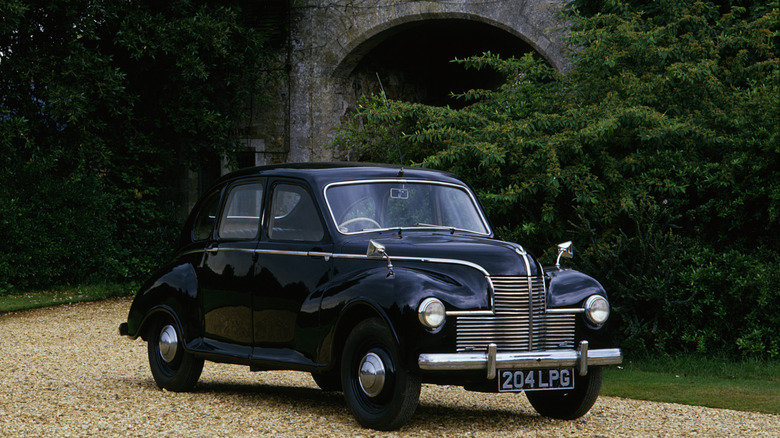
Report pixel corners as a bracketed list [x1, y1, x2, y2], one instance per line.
[418, 343, 623, 378]
[335, 253, 496, 314]
[256, 249, 310, 256]
[177, 248, 492, 276]
[331, 253, 492, 277]
[176, 247, 496, 315]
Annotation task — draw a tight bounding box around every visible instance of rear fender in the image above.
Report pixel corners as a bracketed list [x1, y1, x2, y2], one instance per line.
[126, 263, 200, 343]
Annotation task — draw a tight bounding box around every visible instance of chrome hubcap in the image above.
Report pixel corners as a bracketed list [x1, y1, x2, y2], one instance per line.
[158, 324, 178, 363]
[358, 352, 386, 397]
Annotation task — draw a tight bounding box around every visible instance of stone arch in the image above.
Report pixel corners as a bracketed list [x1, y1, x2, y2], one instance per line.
[277, 1, 571, 162]
[331, 12, 567, 81]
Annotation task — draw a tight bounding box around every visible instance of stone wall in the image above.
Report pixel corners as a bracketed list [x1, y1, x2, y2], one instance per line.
[241, 0, 571, 165]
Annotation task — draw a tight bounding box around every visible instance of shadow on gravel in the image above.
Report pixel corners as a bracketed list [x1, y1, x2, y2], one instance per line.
[140, 378, 548, 432]
[409, 403, 543, 431]
[196, 380, 345, 409]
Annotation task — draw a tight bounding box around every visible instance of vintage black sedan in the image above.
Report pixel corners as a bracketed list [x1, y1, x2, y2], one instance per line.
[119, 163, 622, 430]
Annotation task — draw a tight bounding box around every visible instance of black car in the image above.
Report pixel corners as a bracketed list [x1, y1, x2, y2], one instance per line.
[120, 163, 622, 430]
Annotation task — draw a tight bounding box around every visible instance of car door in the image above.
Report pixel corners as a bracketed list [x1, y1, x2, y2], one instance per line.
[252, 180, 333, 359]
[198, 179, 265, 362]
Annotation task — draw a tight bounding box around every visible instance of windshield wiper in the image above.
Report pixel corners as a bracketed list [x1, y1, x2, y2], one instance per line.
[413, 223, 457, 234]
[414, 223, 449, 228]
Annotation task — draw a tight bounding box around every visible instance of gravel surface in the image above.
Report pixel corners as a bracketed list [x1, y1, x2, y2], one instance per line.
[1, 298, 778, 437]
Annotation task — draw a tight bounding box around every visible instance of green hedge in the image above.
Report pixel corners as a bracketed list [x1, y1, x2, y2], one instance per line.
[0, 166, 116, 290]
[571, 206, 780, 358]
[0, 0, 278, 293]
[333, 0, 780, 358]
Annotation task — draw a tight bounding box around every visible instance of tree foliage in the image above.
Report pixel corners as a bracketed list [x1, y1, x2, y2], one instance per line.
[334, 0, 779, 357]
[1, 0, 278, 291]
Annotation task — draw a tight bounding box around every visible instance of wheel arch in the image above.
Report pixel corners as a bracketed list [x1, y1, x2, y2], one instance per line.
[136, 305, 183, 342]
[329, 300, 397, 370]
[125, 262, 202, 342]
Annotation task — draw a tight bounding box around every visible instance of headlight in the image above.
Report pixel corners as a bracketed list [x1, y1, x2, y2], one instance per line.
[418, 298, 446, 330]
[584, 295, 610, 326]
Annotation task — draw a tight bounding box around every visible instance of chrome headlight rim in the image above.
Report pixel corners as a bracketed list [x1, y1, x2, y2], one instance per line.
[418, 297, 446, 330]
[584, 295, 610, 326]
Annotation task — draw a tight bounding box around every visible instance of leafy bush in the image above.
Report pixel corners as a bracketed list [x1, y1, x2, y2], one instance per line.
[334, 0, 779, 357]
[0, 165, 115, 291]
[0, 0, 277, 293]
[573, 204, 780, 358]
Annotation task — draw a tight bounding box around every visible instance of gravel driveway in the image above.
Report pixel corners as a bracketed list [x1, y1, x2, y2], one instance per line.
[1, 298, 777, 437]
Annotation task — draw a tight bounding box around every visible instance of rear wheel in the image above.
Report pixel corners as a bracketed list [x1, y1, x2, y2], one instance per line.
[146, 315, 204, 392]
[341, 318, 420, 430]
[525, 366, 603, 419]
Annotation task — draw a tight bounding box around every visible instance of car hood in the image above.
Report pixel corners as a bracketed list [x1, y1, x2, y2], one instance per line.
[337, 231, 543, 277]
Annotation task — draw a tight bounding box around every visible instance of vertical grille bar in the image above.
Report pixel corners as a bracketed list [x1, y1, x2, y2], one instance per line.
[456, 276, 575, 352]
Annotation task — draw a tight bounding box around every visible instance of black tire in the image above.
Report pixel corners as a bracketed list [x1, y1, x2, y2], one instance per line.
[147, 315, 204, 392]
[311, 370, 342, 392]
[341, 318, 421, 430]
[525, 366, 603, 420]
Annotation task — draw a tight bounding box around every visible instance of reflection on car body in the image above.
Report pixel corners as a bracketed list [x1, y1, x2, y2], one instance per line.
[119, 162, 622, 430]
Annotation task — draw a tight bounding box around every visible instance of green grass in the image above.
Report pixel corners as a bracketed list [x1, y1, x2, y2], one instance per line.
[603, 355, 780, 415]
[0, 282, 137, 313]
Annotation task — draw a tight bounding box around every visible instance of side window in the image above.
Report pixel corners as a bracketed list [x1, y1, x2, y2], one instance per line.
[193, 191, 220, 241]
[268, 184, 325, 242]
[218, 182, 264, 240]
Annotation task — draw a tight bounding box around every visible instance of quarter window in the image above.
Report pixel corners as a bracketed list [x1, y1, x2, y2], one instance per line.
[218, 183, 264, 239]
[268, 184, 324, 242]
[192, 191, 220, 241]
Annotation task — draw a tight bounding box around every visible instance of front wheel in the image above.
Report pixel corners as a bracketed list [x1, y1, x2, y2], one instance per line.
[341, 318, 421, 430]
[146, 315, 204, 392]
[525, 366, 603, 420]
[311, 370, 342, 392]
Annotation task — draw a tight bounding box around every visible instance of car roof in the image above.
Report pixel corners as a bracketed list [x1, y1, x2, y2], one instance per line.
[214, 162, 466, 188]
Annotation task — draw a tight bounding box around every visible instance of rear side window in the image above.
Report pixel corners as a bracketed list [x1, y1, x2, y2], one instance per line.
[192, 191, 220, 241]
[218, 182, 264, 239]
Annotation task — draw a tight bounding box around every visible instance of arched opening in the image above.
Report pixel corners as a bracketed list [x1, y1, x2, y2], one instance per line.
[346, 19, 536, 109]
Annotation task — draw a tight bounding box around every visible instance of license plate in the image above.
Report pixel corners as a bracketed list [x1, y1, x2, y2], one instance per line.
[498, 368, 575, 392]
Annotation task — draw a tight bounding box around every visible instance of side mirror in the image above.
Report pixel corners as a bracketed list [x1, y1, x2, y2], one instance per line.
[367, 240, 387, 258]
[367, 240, 394, 277]
[555, 241, 574, 269]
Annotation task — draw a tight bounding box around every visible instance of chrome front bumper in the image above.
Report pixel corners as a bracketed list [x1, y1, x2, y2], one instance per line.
[418, 341, 623, 379]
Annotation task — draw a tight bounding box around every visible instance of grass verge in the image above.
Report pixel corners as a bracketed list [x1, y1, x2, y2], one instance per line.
[602, 355, 780, 415]
[0, 282, 137, 313]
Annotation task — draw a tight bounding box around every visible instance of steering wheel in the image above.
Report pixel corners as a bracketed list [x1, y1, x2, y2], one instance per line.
[339, 217, 381, 232]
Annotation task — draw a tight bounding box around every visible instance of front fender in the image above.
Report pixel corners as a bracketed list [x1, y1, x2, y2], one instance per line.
[317, 265, 488, 368]
[547, 268, 612, 348]
[547, 268, 608, 308]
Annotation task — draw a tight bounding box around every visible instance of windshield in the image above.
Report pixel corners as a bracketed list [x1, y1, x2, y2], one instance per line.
[325, 181, 490, 235]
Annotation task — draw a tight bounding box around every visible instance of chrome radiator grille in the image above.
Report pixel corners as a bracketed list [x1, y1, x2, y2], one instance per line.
[456, 276, 576, 352]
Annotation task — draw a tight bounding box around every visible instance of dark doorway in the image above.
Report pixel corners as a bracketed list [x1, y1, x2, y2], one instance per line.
[349, 19, 534, 108]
